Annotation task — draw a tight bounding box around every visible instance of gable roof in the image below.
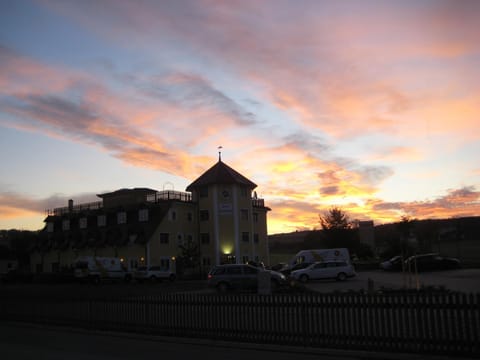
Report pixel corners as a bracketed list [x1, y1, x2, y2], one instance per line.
[186, 160, 257, 191]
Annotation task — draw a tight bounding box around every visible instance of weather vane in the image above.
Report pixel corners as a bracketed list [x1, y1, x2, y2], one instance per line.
[218, 146, 223, 161]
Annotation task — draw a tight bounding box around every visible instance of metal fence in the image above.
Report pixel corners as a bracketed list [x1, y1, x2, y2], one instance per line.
[1, 292, 479, 357]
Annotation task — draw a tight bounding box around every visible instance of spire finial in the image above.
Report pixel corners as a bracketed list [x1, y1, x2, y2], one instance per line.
[218, 146, 223, 161]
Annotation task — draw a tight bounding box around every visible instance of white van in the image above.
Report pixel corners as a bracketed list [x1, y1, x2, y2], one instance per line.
[74, 256, 132, 283]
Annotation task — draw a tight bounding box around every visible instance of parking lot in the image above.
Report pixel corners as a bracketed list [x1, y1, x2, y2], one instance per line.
[2, 268, 479, 298]
[303, 268, 480, 294]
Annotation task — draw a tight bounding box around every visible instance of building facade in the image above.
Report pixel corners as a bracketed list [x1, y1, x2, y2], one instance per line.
[30, 159, 270, 276]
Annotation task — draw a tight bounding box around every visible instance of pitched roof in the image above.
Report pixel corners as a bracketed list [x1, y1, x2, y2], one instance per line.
[186, 160, 257, 191]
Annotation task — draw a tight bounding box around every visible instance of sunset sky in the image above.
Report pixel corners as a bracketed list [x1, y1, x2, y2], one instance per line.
[1, 0, 479, 234]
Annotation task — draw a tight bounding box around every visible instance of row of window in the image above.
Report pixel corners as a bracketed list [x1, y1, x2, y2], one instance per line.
[159, 232, 260, 245]
[199, 209, 259, 222]
[48, 209, 196, 232]
[49, 207, 260, 232]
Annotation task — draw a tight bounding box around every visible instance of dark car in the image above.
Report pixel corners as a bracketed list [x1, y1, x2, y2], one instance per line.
[207, 264, 287, 292]
[404, 253, 461, 272]
[379, 255, 404, 271]
[280, 262, 313, 276]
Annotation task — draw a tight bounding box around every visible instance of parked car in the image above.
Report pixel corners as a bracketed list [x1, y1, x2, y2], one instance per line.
[207, 264, 287, 292]
[290, 261, 356, 283]
[133, 266, 176, 282]
[379, 255, 404, 271]
[404, 253, 461, 272]
[280, 262, 313, 276]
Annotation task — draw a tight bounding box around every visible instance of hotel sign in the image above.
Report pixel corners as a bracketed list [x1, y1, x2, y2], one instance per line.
[219, 203, 232, 215]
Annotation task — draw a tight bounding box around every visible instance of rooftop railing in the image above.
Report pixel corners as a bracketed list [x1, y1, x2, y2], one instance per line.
[46, 201, 103, 216]
[146, 190, 193, 203]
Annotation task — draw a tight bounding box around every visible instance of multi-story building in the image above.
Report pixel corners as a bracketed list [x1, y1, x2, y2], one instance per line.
[30, 159, 271, 276]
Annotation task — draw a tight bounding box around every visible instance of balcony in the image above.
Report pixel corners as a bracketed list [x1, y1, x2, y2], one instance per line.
[46, 201, 103, 216]
[146, 190, 193, 203]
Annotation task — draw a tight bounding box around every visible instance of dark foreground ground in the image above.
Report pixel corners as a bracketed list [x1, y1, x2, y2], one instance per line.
[1, 322, 468, 360]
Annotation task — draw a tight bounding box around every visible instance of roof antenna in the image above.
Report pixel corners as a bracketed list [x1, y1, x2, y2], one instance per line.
[218, 146, 223, 161]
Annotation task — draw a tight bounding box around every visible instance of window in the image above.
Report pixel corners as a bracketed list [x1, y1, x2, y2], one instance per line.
[62, 219, 70, 231]
[199, 187, 208, 198]
[117, 211, 127, 224]
[200, 233, 210, 245]
[160, 258, 170, 270]
[139, 209, 149, 222]
[160, 233, 169, 244]
[226, 266, 242, 275]
[202, 257, 211, 267]
[79, 217, 87, 229]
[244, 265, 258, 274]
[98, 215, 106, 227]
[240, 187, 248, 197]
[187, 212, 193, 221]
[241, 209, 248, 221]
[253, 213, 258, 223]
[170, 210, 176, 221]
[200, 210, 209, 221]
[47, 222, 54, 233]
[254, 233, 259, 244]
[242, 232, 249, 243]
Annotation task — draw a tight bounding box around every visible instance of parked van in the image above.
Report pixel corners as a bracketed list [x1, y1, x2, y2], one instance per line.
[282, 248, 351, 273]
[74, 256, 132, 283]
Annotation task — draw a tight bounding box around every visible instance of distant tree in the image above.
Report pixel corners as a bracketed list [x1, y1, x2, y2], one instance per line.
[318, 207, 356, 250]
[319, 206, 352, 231]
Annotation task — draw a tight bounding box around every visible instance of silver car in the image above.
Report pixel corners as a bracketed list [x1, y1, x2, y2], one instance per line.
[290, 261, 356, 282]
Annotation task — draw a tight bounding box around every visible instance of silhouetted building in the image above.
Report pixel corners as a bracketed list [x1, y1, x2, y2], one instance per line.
[30, 159, 270, 276]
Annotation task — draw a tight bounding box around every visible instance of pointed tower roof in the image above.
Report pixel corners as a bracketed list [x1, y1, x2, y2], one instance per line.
[186, 160, 257, 191]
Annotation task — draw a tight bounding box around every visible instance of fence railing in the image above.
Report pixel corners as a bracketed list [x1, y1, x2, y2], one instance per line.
[1, 292, 478, 357]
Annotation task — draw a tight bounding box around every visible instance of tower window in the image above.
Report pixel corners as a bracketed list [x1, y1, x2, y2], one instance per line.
[200, 210, 209, 221]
